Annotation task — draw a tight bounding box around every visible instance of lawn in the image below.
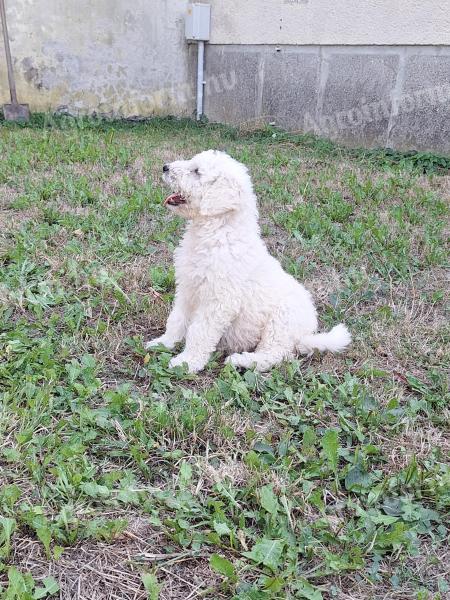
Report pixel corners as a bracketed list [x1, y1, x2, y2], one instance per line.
[0, 116, 448, 600]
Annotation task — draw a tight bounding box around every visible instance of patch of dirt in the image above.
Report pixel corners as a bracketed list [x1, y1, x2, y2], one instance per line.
[0, 185, 39, 233]
[5, 517, 221, 600]
[381, 423, 450, 471]
[328, 543, 449, 600]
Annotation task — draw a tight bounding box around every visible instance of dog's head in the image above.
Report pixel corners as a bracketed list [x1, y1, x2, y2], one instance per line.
[162, 150, 256, 219]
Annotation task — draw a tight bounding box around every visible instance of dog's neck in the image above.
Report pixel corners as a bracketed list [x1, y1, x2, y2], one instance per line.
[187, 206, 258, 234]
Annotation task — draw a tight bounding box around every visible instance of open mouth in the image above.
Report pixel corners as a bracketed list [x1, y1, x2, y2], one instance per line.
[164, 193, 186, 207]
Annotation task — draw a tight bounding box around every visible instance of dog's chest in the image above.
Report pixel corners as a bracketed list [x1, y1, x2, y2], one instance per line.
[174, 230, 232, 289]
[174, 237, 212, 294]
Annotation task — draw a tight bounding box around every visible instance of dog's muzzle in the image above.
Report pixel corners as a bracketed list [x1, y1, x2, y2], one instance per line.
[164, 193, 186, 206]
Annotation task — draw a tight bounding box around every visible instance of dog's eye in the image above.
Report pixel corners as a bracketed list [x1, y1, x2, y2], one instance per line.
[194, 168, 200, 176]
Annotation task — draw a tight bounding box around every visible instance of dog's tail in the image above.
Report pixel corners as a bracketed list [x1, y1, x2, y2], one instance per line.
[298, 323, 351, 355]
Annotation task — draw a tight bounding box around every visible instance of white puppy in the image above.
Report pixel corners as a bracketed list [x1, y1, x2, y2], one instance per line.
[146, 150, 351, 373]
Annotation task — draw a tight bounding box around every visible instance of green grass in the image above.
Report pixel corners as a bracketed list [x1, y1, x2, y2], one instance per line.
[0, 116, 449, 600]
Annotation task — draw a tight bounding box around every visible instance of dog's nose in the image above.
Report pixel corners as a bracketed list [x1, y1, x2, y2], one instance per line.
[163, 164, 169, 173]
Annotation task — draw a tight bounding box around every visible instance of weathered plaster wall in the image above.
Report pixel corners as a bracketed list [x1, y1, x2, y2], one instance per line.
[0, 0, 196, 117]
[208, 0, 450, 46]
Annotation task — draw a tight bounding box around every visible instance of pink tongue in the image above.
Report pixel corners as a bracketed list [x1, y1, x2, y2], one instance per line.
[164, 193, 185, 206]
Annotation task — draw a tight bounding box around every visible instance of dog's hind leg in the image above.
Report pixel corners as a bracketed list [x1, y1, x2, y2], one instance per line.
[225, 347, 291, 371]
[225, 319, 293, 371]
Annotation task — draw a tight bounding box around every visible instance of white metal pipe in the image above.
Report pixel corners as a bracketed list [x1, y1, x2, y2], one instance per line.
[196, 40, 205, 120]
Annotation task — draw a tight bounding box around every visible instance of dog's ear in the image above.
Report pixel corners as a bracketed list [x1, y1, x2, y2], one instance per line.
[199, 175, 241, 217]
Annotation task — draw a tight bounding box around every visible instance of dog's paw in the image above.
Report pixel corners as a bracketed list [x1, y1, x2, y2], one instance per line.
[145, 335, 175, 350]
[169, 353, 203, 373]
[168, 354, 187, 369]
[225, 352, 255, 369]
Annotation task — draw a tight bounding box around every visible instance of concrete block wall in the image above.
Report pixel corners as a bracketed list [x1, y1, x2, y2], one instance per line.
[204, 45, 450, 154]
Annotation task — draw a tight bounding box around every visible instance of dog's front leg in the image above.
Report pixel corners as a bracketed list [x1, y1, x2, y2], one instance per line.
[145, 292, 189, 350]
[169, 307, 233, 373]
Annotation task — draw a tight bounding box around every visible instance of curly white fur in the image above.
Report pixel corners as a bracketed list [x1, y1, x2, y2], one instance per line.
[146, 150, 351, 373]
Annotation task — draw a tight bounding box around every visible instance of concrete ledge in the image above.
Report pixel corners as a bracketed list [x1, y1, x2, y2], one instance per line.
[204, 45, 450, 154]
[319, 53, 399, 148]
[262, 51, 320, 131]
[388, 55, 450, 154]
[204, 48, 261, 124]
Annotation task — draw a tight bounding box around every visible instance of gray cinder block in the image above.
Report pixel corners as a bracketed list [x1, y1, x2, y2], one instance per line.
[387, 54, 450, 153]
